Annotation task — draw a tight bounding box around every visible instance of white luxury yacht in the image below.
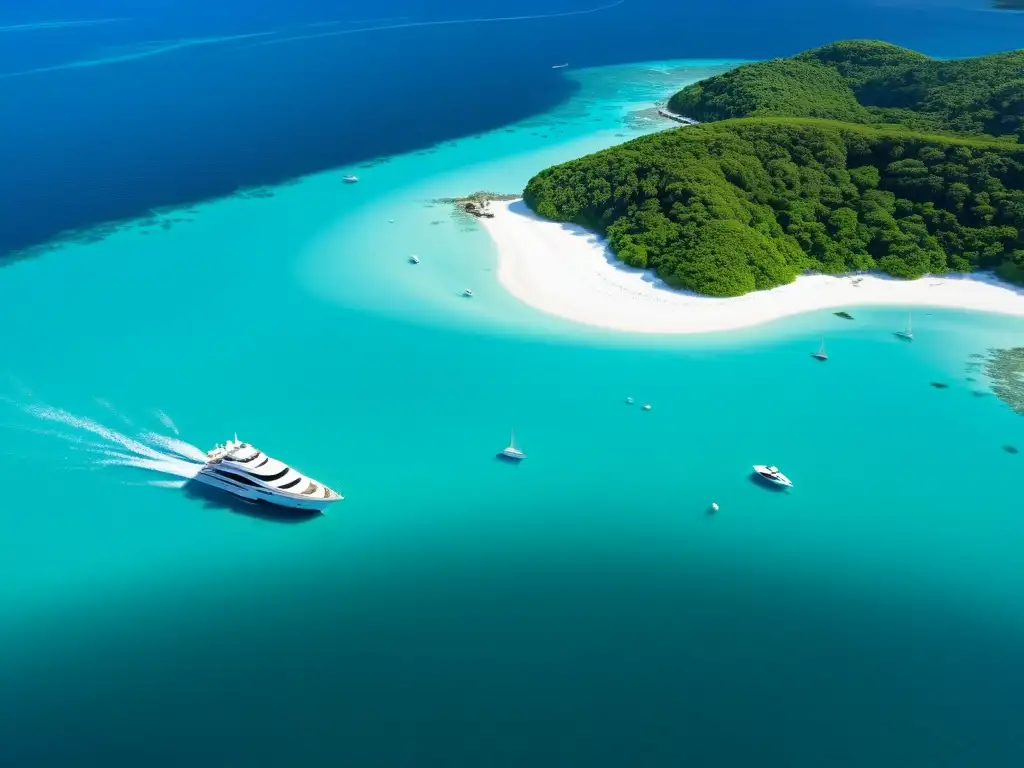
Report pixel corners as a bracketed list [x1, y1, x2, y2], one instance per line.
[196, 436, 343, 512]
[752, 465, 793, 488]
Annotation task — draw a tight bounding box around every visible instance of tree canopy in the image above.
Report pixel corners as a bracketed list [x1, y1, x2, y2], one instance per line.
[524, 119, 1024, 296]
[668, 40, 1024, 142]
[523, 40, 1024, 297]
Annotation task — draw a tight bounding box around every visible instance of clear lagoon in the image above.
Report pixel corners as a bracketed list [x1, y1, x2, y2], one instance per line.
[2, 49, 1023, 768]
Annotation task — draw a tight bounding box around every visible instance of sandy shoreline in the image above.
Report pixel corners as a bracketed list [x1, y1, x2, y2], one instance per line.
[478, 199, 1024, 334]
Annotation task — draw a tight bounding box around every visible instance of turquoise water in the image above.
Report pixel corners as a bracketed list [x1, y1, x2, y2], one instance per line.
[2, 59, 1023, 765]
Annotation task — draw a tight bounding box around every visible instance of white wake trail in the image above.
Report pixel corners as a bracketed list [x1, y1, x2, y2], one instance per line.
[26, 404, 170, 462]
[95, 397, 134, 427]
[154, 409, 180, 435]
[98, 455, 202, 479]
[139, 431, 207, 462]
[7, 398, 207, 486]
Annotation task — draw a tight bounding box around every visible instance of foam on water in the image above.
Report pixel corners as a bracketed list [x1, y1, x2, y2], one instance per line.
[94, 397, 133, 427]
[153, 409, 180, 435]
[138, 431, 207, 462]
[2, 395, 205, 484]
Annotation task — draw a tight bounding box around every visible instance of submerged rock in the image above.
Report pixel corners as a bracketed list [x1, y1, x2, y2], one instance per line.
[1003, 445, 1019, 454]
[930, 382, 950, 389]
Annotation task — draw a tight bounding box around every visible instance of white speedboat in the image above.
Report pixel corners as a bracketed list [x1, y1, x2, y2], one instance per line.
[499, 430, 526, 461]
[462, 288, 474, 297]
[409, 254, 420, 264]
[642, 403, 652, 411]
[196, 436, 343, 512]
[343, 174, 359, 183]
[752, 465, 793, 488]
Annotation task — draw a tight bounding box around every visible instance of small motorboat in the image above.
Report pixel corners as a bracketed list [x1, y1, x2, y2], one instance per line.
[409, 254, 420, 264]
[625, 396, 634, 405]
[343, 174, 359, 183]
[752, 465, 793, 488]
[462, 288, 474, 297]
[642, 404, 652, 411]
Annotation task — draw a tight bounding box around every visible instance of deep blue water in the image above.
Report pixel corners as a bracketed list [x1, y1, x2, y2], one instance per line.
[2, 0, 1023, 257]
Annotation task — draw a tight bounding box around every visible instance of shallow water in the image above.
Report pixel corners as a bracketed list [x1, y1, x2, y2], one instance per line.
[1, 52, 1023, 768]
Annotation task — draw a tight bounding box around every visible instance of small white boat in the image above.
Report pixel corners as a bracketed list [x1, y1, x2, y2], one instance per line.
[625, 396, 634, 405]
[499, 430, 526, 461]
[342, 174, 358, 183]
[811, 337, 828, 361]
[642, 403, 652, 411]
[896, 312, 914, 340]
[462, 288, 474, 297]
[710, 502, 720, 513]
[752, 465, 793, 488]
[551, 63, 569, 69]
[409, 254, 420, 264]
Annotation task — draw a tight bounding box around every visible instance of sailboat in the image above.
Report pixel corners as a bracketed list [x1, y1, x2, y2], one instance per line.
[811, 337, 828, 361]
[896, 312, 914, 341]
[499, 430, 526, 461]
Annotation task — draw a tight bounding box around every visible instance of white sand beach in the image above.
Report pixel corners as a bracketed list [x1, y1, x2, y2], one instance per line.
[479, 199, 1024, 334]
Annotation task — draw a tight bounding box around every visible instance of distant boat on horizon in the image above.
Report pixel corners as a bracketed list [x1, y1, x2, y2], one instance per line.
[811, 337, 828, 361]
[343, 174, 358, 183]
[896, 312, 914, 341]
[551, 63, 569, 69]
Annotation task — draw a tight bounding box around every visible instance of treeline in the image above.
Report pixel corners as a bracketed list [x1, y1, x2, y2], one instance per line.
[523, 119, 1024, 297]
[668, 40, 1024, 142]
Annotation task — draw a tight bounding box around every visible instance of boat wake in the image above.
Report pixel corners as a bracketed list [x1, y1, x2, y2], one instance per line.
[0, 394, 205, 488]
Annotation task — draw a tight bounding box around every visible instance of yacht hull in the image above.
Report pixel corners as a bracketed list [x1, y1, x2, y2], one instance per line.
[752, 465, 793, 488]
[194, 470, 339, 512]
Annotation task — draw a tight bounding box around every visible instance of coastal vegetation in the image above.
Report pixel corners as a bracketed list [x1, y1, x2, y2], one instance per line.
[524, 119, 1024, 296]
[523, 41, 1024, 297]
[668, 40, 1024, 142]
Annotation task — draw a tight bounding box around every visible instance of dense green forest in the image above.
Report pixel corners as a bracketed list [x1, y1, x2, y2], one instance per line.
[667, 40, 1024, 142]
[523, 119, 1024, 297]
[523, 40, 1024, 296]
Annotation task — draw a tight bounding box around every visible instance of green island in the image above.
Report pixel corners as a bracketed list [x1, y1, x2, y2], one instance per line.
[523, 40, 1024, 297]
